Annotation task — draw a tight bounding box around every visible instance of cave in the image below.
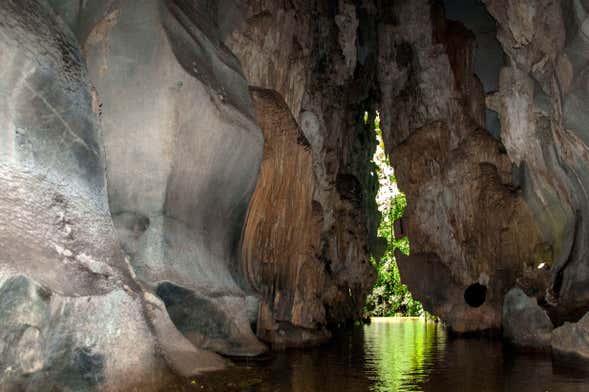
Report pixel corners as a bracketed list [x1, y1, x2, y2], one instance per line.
[2, 0, 589, 390]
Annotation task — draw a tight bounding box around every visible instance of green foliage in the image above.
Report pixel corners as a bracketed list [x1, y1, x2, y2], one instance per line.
[365, 114, 423, 317]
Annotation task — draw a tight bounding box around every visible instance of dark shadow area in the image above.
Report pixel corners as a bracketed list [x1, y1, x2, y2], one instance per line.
[443, 0, 505, 137]
[464, 282, 487, 307]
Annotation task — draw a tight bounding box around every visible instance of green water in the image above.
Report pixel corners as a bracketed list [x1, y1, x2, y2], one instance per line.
[170, 318, 589, 391]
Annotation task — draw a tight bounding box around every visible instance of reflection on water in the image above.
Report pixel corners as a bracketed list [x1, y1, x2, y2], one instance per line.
[364, 318, 444, 391]
[168, 318, 589, 392]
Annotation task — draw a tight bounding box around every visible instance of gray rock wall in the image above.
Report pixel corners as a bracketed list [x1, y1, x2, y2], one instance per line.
[4, 0, 589, 385]
[76, 0, 265, 357]
[503, 288, 553, 350]
[484, 0, 589, 324]
[0, 0, 228, 389]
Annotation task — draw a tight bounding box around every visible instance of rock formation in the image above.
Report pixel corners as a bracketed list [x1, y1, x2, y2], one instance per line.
[79, 0, 265, 357]
[243, 88, 328, 348]
[3, 0, 589, 387]
[228, 0, 381, 341]
[503, 288, 553, 350]
[0, 1, 227, 389]
[0, 0, 380, 386]
[484, 0, 589, 325]
[377, 0, 543, 333]
[373, 0, 589, 345]
[552, 311, 589, 361]
[377, 0, 589, 353]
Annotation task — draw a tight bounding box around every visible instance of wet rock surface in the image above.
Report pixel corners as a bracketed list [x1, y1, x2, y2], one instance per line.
[4, 0, 589, 386]
[229, 0, 381, 335]
[552, 311, 589, 362]
[503, 288, 553, 350]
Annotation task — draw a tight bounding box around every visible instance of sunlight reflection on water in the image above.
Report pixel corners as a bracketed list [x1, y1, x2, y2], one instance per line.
[167, 318, 589, 392]
[363, 318, 445, 391]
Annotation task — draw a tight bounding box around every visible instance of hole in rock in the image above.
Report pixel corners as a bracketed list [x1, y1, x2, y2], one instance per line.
[464, 283, 487, 307]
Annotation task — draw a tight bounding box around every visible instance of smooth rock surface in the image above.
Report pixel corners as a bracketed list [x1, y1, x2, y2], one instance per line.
[552, 311, 589, 361]
[0, 0, 226, 388]
[503, 288, 553, 350]
[75, 0, 266, 356]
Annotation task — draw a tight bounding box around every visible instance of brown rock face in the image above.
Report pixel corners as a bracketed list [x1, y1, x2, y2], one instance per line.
[243, 88, 328, 347]
[393, 122, 540, 332]
[378, 0, 543, 333]
[230, 0, 380, 335]
[7, 0, 589, 383]
[376, 0, 589, 342]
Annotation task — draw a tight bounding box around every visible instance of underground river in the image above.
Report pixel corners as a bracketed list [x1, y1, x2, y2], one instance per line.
[165, 318, 589, 391]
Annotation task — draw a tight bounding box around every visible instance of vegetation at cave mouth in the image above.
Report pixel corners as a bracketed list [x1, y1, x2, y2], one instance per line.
[364, 115, 423, 317]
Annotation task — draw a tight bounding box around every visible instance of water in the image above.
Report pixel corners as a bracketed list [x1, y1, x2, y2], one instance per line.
[168, 318, 589, 392]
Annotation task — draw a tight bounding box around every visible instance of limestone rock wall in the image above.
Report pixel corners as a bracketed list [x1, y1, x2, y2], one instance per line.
[72, 0, 265, 357]
[483, 0, 589, 325]
[376, 0, 589, 340]
[377, 0, 544, 333]
[0, 0, 227, 389]
[476, 0, 589, 357]
[243, 88, 328, 347]
[5, 0, 589, 384]
[228, 0, 381, 340]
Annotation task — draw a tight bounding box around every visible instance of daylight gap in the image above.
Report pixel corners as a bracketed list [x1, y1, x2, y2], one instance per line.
[363, 112, 424, 318]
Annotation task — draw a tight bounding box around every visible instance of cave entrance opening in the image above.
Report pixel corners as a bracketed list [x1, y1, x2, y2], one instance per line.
[363, 112, 423, 318]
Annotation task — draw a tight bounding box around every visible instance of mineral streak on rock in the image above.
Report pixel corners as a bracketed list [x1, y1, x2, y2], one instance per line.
[229, 0, 380, 331]
[243, 87, 329, 348]
[4, 0, 589, 386]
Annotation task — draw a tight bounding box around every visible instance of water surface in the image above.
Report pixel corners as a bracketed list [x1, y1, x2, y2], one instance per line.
[170, 318, 589, 391]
